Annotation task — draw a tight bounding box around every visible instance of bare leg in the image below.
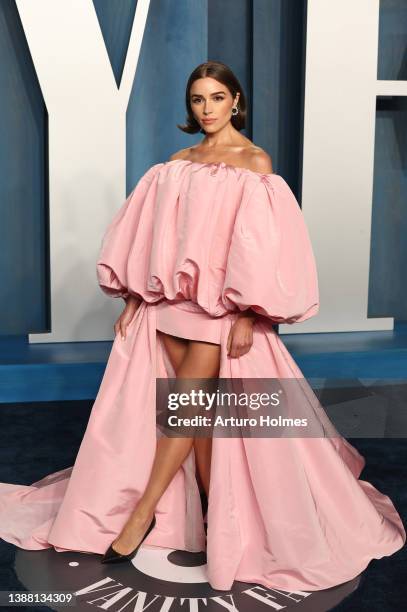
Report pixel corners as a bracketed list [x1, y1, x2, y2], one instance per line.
[193, 437, 212, 498]
[158, 331, 212, 495]
[110, 333, 220, 555]
[173, 340, 218, 499]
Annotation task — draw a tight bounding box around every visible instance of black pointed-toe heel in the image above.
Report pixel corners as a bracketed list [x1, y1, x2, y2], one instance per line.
[101, 515, 156, 564]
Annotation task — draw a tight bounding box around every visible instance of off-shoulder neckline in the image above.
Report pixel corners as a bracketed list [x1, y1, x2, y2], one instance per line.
[163, 158, 278, 179]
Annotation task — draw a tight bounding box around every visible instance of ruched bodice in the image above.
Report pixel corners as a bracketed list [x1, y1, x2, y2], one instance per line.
[96, 159, 319, 324]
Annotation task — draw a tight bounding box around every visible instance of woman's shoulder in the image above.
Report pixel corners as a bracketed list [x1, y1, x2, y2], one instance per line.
[245, 147, 273, 174]
[232, 144, 273, 174]
[168, 147, 195, 162]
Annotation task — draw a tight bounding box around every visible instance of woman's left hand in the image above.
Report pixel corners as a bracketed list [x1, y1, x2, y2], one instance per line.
[227, 316, 255, 358]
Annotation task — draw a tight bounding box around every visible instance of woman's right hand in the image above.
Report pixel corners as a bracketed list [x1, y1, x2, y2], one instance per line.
[114, 295, 142, 340]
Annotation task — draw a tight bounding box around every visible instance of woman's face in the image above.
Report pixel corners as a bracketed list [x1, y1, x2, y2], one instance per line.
[189, 77, 239, 132]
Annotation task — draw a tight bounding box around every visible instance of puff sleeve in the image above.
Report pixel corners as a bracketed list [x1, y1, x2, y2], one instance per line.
[221, 175, 319, 324]
[96, 163, 162, 300]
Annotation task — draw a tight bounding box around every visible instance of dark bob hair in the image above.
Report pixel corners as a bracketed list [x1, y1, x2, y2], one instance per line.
[177, 60, 247, 134]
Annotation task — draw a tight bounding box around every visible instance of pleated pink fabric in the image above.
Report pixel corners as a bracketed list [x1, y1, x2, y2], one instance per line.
[0, 159, 405, 592]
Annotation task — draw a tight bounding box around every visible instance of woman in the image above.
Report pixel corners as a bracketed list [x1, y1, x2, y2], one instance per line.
[0, 61, 405, 593]
[100, 61, 276, 563]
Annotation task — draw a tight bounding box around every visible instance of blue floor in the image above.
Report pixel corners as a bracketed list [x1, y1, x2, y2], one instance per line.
[1, 321, 407, 404]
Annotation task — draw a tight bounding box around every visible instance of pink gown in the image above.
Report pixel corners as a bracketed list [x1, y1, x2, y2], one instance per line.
[0, 159, 405, 592]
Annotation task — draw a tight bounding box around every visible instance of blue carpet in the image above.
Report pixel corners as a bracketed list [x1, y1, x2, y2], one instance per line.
[0, 400, 405, 610]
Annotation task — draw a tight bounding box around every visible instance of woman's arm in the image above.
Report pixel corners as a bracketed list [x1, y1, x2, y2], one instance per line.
[116, 295, 143, 340]
[124, 294, 142, 306]
[237, 309, 257, 324]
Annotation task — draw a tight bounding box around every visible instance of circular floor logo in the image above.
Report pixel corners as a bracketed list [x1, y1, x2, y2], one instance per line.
[14, 546, 361, 611]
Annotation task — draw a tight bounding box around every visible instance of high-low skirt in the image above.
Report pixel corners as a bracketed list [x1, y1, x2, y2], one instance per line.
[0, 299, 405, 594]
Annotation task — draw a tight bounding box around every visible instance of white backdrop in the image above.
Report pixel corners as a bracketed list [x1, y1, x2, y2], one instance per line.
[15, 0, 405, 342]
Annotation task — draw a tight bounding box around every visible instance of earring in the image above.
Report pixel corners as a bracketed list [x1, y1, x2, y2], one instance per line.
[231, 106, 239, 116]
